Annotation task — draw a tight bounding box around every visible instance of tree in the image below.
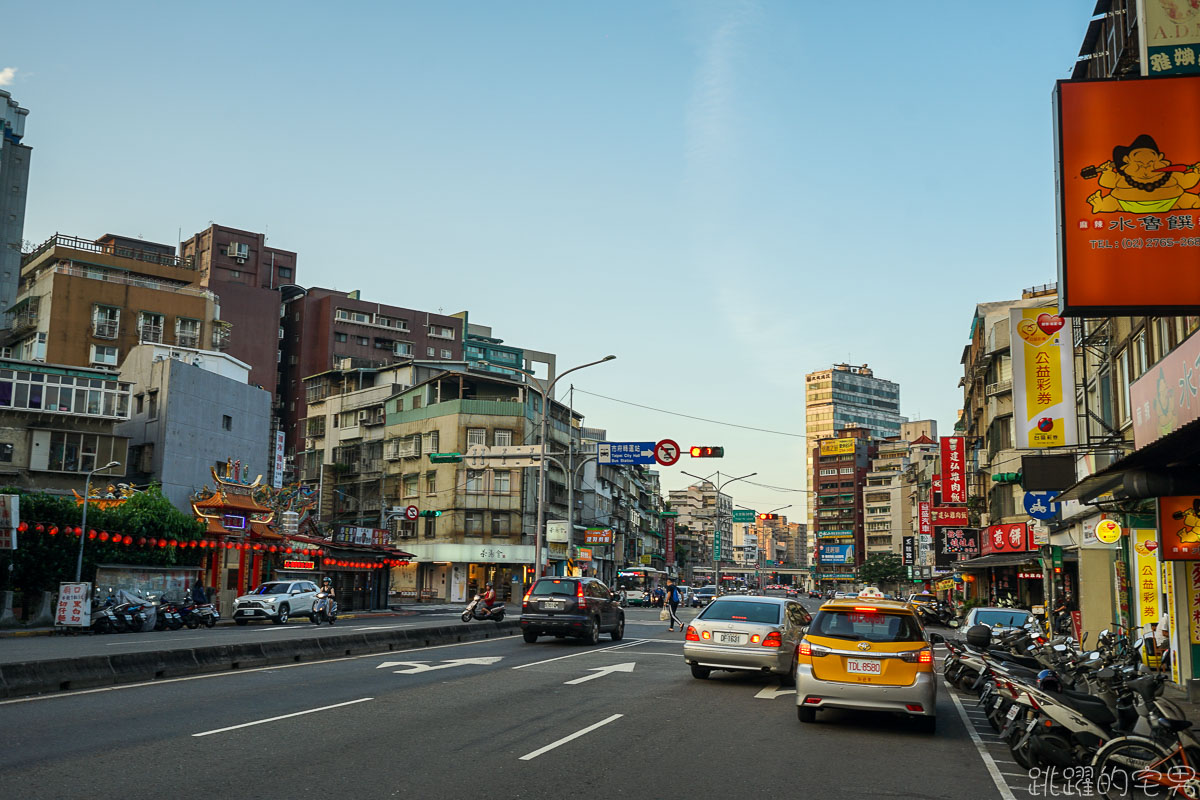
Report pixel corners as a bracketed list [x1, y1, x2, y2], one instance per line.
[858, 552, 905, 588]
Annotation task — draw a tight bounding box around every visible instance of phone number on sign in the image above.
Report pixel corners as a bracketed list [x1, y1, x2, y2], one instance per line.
[1100, 237, 1200, 248]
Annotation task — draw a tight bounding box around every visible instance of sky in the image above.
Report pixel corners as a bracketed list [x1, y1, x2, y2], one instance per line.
[3, 1, 1096, 517]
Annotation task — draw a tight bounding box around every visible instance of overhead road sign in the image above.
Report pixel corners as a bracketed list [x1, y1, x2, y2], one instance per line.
[598, 442, 656, 465]
[731, 510, 756, 523]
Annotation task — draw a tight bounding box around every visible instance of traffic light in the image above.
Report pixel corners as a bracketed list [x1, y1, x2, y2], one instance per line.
[758, 513, 778, 521]
[419, 510, 442, 517]
[689, 446, 724, 458]
[428, 453, 463, 464]
[991, 472, 1022, 484]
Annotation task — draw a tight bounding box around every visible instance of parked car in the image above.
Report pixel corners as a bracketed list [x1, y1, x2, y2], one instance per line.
[520, 576, 625, 645]
[233, 579, 320, 625]
[684, 596, 811, 685]
[694, 587, 718, 607]
[795, 597, 943, 732]
[960, 606, 1037, 633]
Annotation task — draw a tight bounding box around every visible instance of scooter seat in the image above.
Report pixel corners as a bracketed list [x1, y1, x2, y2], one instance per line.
[1159, 717, 1193, 732]
[1056, 691, 1116, 728]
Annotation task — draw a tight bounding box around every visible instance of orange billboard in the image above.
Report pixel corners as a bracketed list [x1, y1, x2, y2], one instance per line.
[1055, 76, 1200, 314]
[1158, 495, 1200, 561]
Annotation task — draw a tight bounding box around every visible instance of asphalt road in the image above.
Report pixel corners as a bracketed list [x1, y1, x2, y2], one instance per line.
[0, 605, 1010, 800]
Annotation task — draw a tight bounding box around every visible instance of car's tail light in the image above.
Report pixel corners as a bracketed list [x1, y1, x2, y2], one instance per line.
[762, 631, 782, 648]
[853, 607, 877, 613]
[798, 638, 829, 658]
[522, 589, 532, 609]
[750, 634, 761, 644]
[919, 648, 933, 664]
[685, 626, 700, 641]
[576, 581, 587, 609]
[900, 648, 932, 664]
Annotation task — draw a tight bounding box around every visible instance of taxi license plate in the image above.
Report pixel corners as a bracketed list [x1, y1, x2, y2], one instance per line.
[716, 632, 745, 645]
[1007, 705, 1021, 721]
[845, 658, 881, 675]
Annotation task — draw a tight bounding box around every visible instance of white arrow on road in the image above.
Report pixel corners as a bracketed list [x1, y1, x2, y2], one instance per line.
[375, 656, 503, 674]
[754, 686, 796, 700]
[563, 662, 636, 685]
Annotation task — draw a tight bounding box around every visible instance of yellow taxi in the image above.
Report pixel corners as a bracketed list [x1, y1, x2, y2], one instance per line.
[794, 597, 943, 732]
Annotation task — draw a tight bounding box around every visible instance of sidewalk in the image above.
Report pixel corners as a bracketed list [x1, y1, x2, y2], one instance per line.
[0, 602, 478, 638]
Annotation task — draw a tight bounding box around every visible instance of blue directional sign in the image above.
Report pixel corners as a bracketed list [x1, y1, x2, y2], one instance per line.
[1023, 491, 1060, 521]
[598, 441, 656, 465]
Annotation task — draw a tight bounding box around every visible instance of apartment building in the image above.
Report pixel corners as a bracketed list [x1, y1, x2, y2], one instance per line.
[812, 426, 875, 586]
[0, 90, 31, 322]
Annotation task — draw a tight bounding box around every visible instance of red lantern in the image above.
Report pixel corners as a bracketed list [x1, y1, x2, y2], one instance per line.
[253, 543, 262, 551]
[48, 526, 58, 536]
[269, 545, 277, 553]
[17, 522, 26, 532]
[98, 531, 109, 542]
[285, 546, 292, 554]
[123, 535, 133, 545]
[32, 523, 41, 532]
[198, 540, 208, 548]
[88, 530, 97, 540]
[137, 537, 146, 546]
[74, 526, 83, 536]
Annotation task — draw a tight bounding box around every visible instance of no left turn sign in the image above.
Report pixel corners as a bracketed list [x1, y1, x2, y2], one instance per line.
[655, 439, 681, 467]
[404, 505, 419, 520]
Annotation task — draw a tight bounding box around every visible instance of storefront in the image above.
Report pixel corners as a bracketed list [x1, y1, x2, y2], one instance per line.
[395, 542, 536, 603]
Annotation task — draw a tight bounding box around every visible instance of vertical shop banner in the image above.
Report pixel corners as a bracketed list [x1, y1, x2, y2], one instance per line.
[919, 501, 932, 540]
[1010, 308, 1077, 448]
[664, 517, 675, 569]
[0, 494, 18, 550]
[1135, 528, 1162, 628]
[1130, 328, 1200, 449]
[1114, 560, 1132, 633]
[939, 438, 966, 503]
[1141, 1, 1200, 76]
[1158, 496, 1200, 559]
[902, 536, 915, 566]
[1164, 561, 1181, 684]
[1190, 563, 1200, 645]
[273, 430, 285, 489]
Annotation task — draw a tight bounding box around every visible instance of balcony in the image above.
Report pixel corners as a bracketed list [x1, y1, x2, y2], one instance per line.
[22, 234, 197, 269]
[212, 321, 232, 351]
[138, 324, 164, 344]
[985, 379, 1012, 397]
[10, 296, 40, 333]
[92, 319, 119, 340]
[176, 332, 200, 349]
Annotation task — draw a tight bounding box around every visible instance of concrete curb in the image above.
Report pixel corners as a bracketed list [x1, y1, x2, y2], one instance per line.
[0, 620, 520, 699]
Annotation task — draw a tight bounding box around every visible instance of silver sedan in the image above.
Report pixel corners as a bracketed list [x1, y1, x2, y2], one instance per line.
[684, 595, 812, 685]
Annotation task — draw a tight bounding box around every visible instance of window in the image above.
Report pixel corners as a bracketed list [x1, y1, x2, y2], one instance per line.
[819, 468, 838, 476]
[42, 431, 127, 475]
[277, 267, 292, 280]
[90, 345, 119, 366]
[465, 511, 484, 536]
[839, 467, 854, 475]
[1115, 348, 1130, 425]
[424, 471, 437, 494]
[427, 347, 435, 357]
[335, 309, 371, 324]
[1133, 330, 1148, 378]
[0, 442, 11, 463]
[440, 349, 452, 359]
[494, 429, 513, 446]
[356, 336, 369, 346]
[335, 333, 347, 343]
[222, 415, 232, 431]
[490, 512, 507, 536]
[1155, 317, 1173, 361]
[466, 470, 486, 493]
[493, 470, 511, 494]
[423, 515, 437, 539]
[175, 318, 201, 348]
[421, 430, 439, 453]
[92, 305, 120, 339]
[403, 474, 419, 498]
[138, 312, 165, 343]
[467, 428, 487, 446]
[429, 325, 455, 339]
[394, 342, 413, 357]
[135, 394, 144, 415]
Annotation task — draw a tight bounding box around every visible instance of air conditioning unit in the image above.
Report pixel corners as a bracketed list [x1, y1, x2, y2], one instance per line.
[358, 410, 368, 422]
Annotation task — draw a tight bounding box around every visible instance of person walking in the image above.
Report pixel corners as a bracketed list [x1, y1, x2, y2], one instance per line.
[664, 579, 684, 632]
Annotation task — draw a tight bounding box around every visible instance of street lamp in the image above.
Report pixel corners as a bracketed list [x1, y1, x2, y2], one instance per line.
[681, 470, 756, 591]
[478, 355, 616, 578]
[74, 460, 121, 582]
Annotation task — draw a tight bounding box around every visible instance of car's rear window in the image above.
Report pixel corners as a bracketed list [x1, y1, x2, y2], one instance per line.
[972, 610, 1032, 628]
[531, 579, 578, 597]
[701, 600, 780, 624]
[810, 609, 923, 643]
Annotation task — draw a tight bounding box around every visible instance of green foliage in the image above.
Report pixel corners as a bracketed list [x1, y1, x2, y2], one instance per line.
[857, 552, 906, 587]
[0, 486, 206, 593]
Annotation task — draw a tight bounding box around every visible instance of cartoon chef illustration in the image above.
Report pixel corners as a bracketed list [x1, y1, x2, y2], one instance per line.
[1084, 134, 1200, 213]
[1171, 499, 1200, 544]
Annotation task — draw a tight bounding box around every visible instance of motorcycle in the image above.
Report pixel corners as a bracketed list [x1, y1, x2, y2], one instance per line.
[154, 597, 184, 631]
[462, 594, 505, 623]
[310, 591, 337, 625]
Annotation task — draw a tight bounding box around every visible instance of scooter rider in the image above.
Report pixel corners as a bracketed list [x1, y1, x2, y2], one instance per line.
[482, 582, 497, 610]
[320, 576, 337, 616]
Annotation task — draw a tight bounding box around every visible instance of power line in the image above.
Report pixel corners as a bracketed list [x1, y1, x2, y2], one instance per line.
[572, 388, 805, 438]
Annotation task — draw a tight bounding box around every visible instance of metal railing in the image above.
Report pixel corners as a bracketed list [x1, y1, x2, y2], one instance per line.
[22, 233, 196, 270]
[46, 264, 215, 299]
[138, 324, 164, 344]
[92, 319, 119, 340]
[985, 379, 1012, 396]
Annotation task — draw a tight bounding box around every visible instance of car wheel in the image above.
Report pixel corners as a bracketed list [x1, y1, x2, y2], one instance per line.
[523, 631, 539, 644]
[274, 605, 290, 625]
[586, 618, 601, 645]
[611, 616, 624, 641]
[778, 655, 797, 687]
[690, 664, 711, 680]
[797, 706, 817, 723]
[235, 618, 248, 626]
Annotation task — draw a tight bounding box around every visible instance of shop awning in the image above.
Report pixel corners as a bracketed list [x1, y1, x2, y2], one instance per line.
[955, 553, 1039, 569]
[1056, 415, 1200, 504]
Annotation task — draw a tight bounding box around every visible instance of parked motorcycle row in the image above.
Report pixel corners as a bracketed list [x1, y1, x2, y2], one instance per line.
[913, 600, 955, 627]
[944, 621, 1200, 788]
[90, 589, 219, 634]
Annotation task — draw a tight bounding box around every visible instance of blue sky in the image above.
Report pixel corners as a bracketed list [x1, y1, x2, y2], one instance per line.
[4, 1, 1095, 515]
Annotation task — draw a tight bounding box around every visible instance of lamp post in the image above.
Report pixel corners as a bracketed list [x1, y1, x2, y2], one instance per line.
[75, 460, 121, 582]
[681, 470, 756, 591]
[478, 355, 616, 579]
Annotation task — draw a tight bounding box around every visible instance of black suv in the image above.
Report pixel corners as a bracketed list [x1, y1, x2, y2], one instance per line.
[520, 576, 625, 645]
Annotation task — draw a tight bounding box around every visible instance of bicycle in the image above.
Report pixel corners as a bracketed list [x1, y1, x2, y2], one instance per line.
[1093, 716, 1200, 799]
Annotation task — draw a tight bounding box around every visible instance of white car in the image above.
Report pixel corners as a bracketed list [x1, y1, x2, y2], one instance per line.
[233, 579, 320, 625]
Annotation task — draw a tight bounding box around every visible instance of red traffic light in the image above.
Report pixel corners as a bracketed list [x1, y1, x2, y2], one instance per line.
[758, 513, 778, 521]
[688, 446, 725, 458]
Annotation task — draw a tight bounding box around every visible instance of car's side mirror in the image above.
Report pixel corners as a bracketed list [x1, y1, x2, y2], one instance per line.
[291, 588, 302, 595]
[929, 632, 945, 644]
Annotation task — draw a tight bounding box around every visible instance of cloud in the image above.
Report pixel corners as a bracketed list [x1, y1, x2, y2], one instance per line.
[0, 67, 16, 86]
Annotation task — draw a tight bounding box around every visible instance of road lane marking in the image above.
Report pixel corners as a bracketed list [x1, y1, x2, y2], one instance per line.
[377, 656, 503, 674]
[0, 635, 517, 705]
[518, 714, 623, 761]
[192, 697, 373, 737]
[754, 686, 796, 700]
[512, 640, 643, 670]
[105, 637, 196, 646]
[946, 685, 1017, 800]
[563, 662, 635, 685]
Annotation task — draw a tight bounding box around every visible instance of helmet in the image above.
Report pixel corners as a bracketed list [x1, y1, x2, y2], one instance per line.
[322, 577, 331, 584]
[965, 624, 993, 650]
[485, 582, 492, 589]
[1037, 668, 1063, 693]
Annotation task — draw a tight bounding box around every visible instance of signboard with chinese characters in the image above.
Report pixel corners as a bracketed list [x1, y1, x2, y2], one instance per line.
[731, 509, 756, 523]
[334, 526, 388, 546]
[1190, 563, 1200, 646]
[664, 517, 675, 568]
[819, 438, 856, 456]
[1130, 327, 1200, 449]
[1135, 528, 1162, 628]
[597, 442, 656, 465]
[1054, 75, 1200, 314]
[981, 523, 1032, 555]
[583, 528, 613, 545]
[55, 582, 91, 627]
[546, 520, 570, 543]
[1141, 2, 1200, 77]
[1158, 496, 1200, 560]
[931, 506, 969, 527]
[273, 430, 285, 489]
[282, 559, 316, 570]
[939, 438, 966, 503]
[1011, 308, 1077, 448]
[935, 528, 979, 568]
[577, 547, 593, 562]
[902, 536, 915, 565]
[919, 501, 932, 540]
[818, 543, 854, 564]
[0, 494, 16, 550]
